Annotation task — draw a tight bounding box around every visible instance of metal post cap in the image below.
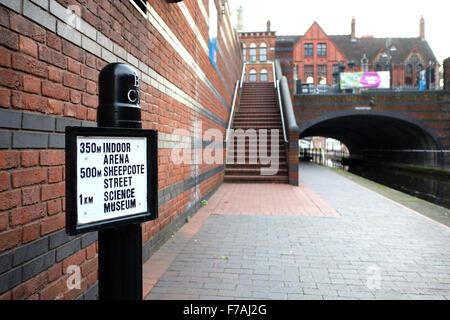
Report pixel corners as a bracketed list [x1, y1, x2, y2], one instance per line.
[97, 63, 141, 128]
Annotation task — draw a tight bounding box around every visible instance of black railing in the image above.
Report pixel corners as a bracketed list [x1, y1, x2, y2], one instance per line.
[294, 82, 443, 95]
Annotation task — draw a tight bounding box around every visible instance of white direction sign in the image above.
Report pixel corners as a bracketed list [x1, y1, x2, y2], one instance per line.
[76, 136, 147, 225]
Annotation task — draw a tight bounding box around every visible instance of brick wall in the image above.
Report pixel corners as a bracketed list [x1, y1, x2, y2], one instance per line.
[0, 0, 242, 300]
[275, 39, 295, 93]
[294, 92, 450, 149]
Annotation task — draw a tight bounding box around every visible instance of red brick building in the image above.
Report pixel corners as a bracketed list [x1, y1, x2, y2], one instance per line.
[293, 22, 347, 86]
[0, 0, 242, 300]
[239, 21, 276, 83]
[240, 16, 440, 89]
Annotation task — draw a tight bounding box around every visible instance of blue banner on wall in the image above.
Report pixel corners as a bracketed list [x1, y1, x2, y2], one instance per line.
[209, 0, 217, 69]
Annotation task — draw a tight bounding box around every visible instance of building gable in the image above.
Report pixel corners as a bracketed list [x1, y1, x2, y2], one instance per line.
[293, 22, 347, 62]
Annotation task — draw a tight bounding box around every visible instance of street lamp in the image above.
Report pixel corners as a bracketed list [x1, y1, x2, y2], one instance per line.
[381, 52, 392, 89]
[336, 62, 346, 93]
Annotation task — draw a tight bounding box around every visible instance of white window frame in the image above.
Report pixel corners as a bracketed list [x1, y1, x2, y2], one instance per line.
[249, 43, 257, 63]
[260, 69, 268, 82]
[249, 69, 257, 82]
[259, 43, 267, 62]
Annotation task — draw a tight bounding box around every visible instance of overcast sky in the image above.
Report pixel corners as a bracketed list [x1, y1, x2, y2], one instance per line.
[228, 0, 450, 65]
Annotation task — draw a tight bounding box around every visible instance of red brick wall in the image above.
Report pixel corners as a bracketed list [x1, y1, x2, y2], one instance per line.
[240, 31, 276, 83]
[243, 63, 274, 83]
[0, 0, 241, 300]
[294, 92, 450, 149]
[240, 32, 276, 62]
[275, 39, 295, 92]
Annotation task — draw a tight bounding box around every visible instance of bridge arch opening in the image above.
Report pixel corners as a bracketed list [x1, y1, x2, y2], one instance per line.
[299, 136, 350, 169]
[299, 111, 444, 166]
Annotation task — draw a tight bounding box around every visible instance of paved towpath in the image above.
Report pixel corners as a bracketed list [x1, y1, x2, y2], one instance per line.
[144, 163, 450, 300]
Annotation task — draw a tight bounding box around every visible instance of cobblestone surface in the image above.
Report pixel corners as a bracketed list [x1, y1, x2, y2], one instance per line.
[146, 163, 450, 300]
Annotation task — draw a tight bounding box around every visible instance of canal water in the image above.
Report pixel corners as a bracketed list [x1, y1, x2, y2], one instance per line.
[303, 150, 450, 209]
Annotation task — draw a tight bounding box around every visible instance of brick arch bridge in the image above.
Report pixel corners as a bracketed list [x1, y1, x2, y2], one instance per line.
[294, 91, 450, 166]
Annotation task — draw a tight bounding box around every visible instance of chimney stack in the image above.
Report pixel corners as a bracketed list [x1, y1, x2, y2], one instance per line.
[267, 20, 271, 33]
[419, 15, 425, 40]
[236, 6, 243, 30]
[351, 17, 356, 42]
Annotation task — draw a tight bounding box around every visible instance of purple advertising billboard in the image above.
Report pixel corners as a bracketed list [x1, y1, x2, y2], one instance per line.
[340, 71, 390, 89]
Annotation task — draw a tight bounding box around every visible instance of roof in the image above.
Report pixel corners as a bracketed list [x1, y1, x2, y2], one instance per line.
[243, 22, 438, 66]
[275, 35, 302, 43]
[328, 35, 438, 65]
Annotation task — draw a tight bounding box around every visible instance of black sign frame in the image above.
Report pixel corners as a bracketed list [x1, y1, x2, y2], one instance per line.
[65, 126, 158, 235]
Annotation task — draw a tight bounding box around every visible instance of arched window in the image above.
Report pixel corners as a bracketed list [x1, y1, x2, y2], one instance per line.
[304, 65, 314, 84]
[260, 69, 268, 82]
[249, 69, 257, 82]
[374, 53, 390, 71]
[242, 44, 246, 62]
[259, 43, 267, 62]
[317, 65, 327, 84]
[407, 54, 422, 66]
[405, 54, 424, 86]
[249, 43, 257, 62]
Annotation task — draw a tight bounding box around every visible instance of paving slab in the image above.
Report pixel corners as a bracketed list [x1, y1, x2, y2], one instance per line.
[144, 163, 450, 300]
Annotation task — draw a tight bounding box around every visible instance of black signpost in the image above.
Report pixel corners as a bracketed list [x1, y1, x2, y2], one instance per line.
[65, 63, 158, 300]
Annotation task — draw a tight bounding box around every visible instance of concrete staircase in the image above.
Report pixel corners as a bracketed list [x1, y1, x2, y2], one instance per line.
[224, 82, 288, 183]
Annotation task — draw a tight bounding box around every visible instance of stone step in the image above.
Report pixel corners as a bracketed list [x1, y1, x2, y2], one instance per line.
[226, 151, 287, 158]
[234, 113, 280, 117]
[238, 105, 279, 109]
[223, 175, 289, 183]
[225, 168, 288, 176]
[226, 82, 288, 184]
[225, 163, 287, 168]
[232, 125, 283, 129]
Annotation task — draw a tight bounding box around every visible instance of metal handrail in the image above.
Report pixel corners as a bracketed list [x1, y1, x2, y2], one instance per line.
[273, 62, 287, 143]
[239, 62, 246, 88]
[276, 79, 288, 143]
[225, 80, 240, 143]
[272, 62, 276, 88]
[227, 62, 246, 142]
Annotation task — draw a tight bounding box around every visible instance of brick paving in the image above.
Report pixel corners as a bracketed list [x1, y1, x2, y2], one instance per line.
[144, 163, 450, 300]
[202, 182, 339, 216]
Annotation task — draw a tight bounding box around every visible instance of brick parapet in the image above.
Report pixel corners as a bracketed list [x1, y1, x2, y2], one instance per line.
[294, 92, 450, 149]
